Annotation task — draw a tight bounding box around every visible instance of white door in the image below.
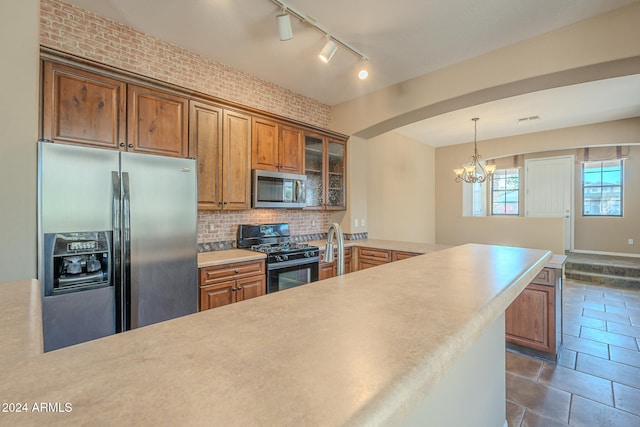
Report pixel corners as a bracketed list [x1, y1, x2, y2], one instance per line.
[525, 156, 574, 251]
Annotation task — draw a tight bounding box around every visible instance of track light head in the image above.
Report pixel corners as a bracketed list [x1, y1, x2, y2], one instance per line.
[276, 13, 293, 41]
[358, 58, 369, 79]
[318, 39, 337, 63]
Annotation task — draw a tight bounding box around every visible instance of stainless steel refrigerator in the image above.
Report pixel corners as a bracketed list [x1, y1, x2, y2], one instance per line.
[38, 141, 198, 352]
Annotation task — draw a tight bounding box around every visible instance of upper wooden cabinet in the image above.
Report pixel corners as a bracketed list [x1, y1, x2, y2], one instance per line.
[251, 117, 303, 174]
[304, 133, 346, 210]
[42, 60, 189, 158]
[42, 61, 126, 150]
[190, 99, 251, 210]
[127, 84, 189, 158]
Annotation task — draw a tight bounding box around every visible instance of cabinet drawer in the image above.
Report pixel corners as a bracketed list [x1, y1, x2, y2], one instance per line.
[358, 247, 391, 262]
[530, 267, 555, 286]
[200, 259, 265, 285]
[392, 251, 420, 261]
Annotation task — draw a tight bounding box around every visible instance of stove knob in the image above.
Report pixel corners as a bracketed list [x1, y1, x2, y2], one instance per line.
[275, 255, 283, 262]
[304, 251, 312, 257]
[282, 254, 289, 261]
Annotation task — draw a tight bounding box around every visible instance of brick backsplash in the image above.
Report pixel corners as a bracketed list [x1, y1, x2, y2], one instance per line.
[197, 210, 334, 248]
[40, 0, 331, 129]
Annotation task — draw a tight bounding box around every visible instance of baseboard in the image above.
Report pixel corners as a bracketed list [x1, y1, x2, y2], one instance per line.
[569, 249, 640, 259]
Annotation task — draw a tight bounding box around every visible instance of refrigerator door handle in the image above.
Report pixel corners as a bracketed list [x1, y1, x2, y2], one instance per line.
[111, 171, 124, 333]
[122, 171, 132, 332]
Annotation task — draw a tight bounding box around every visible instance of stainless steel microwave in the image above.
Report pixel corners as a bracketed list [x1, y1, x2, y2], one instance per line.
[252, 169, 307, 209]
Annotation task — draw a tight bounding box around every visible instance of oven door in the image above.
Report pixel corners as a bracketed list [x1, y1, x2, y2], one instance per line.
[266, 258, 319, 293]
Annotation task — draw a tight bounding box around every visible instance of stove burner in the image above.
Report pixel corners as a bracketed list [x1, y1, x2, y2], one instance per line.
[250, 242, 315, 254]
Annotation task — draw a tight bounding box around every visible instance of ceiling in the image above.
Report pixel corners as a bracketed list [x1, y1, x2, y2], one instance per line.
[63, 0, 640, 146]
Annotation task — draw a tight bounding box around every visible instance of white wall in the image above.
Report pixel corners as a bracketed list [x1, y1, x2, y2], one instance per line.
[0, 0, 40, 281]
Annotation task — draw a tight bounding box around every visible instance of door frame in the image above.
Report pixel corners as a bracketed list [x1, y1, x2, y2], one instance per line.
[524, 155, 575, 252]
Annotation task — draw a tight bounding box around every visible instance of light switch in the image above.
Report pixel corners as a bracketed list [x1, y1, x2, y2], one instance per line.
[354, 219, 359, 227]
[361, 219, 366, 227]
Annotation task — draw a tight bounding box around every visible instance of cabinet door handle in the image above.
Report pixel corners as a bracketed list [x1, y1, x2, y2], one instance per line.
[119, 142, 126, 147]
[223, 201, 228, 205]
[232, 287, 237, 291]
[234, 269, 240, 274]
[237, 286, 242, 291]
[128, 143, 133, 148]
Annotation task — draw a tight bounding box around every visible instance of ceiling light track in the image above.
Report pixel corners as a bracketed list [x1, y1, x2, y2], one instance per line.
[269, 0, 368, 62]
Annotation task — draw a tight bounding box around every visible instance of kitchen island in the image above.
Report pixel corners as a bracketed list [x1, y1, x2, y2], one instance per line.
[0, 244, 550, 426]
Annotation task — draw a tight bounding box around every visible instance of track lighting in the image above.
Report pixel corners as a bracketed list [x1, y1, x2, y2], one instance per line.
[318, 39, 337, 63]
[276, 12, 293, 41]
[269, 0, 369, 77]
[358, 59, 369, 80]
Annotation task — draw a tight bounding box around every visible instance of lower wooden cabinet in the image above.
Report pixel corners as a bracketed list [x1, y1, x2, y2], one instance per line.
[199, 259, 266, 311]
[505, 267, 561, 357]
[392, 251, 420, 261]
[319, 247, 352, 280]
[357, 247, 391, 270]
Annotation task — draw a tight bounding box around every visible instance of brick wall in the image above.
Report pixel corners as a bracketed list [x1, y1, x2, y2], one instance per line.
[40, 0, 339, 248]
[198, 210, 334, 247]
[40, 0, 331, 128]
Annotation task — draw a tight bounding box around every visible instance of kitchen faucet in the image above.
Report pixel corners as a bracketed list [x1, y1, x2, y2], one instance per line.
[324, 223, 345, 276]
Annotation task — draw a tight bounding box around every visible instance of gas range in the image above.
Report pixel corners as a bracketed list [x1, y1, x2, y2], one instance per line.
[237, 223, 319, 263]
[237, 223, 320, 293]
[250, 242, 319, 263]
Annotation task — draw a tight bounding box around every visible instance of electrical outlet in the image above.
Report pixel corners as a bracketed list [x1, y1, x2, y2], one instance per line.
[629, 239, 635, 245]
[209, 224, 215, 232]
[361, 219, 366, 227]
[312, 220, 317, 227]
[354, 219, 359, 227]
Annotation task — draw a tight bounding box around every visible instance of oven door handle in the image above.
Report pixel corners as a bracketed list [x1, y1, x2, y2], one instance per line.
[267, 257, 319, 270]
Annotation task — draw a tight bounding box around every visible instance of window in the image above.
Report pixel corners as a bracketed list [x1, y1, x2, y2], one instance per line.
[491, 168, 519, 215]
[462, 181, 486, 217]
[582, 160, 623, 216]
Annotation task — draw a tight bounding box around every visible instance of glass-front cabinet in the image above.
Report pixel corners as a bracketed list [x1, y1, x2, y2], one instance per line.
[303, 133, 346, 210]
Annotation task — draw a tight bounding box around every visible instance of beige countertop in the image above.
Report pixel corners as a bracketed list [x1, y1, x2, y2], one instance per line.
[197, 248, 266, 268]
[0, 279, 43, 371]
[547, 254, 567, 270]
[310, 238, 452, 254]
[0, 244, 550, 426]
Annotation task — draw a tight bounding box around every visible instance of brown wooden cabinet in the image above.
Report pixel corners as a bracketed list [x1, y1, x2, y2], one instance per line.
[505, 267, 561, 357]
[127, 84, 188, 158]
[190, 99, 251, 210]
[42, 60, 189, 158]
[303, 133, 346, 210]
[42, 61, 126, 150]
[356, 247, 391, 270]
[199, 259, 266, 311]
[251, 117, 303, 174]
[392, 251, 421, 261]
[319, 247, 352, 280]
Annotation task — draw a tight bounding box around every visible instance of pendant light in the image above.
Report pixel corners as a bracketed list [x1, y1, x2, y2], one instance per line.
[453, 118, 496, 183]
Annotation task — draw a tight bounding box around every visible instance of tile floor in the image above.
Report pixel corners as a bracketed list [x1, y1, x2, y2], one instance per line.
[506, 279, 640, 426]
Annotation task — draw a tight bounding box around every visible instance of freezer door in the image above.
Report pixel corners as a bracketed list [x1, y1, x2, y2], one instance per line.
[39, 142, 120, 233]
[38, 142, 119, 351]
[121, 152, 198, 329]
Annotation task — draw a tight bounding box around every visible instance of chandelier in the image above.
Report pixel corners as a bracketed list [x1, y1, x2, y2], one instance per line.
[453, 118, 496, 183]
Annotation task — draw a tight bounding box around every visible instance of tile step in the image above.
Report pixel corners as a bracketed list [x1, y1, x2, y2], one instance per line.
[565, 263, 640, 279]
[565, 270, 640, 289]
